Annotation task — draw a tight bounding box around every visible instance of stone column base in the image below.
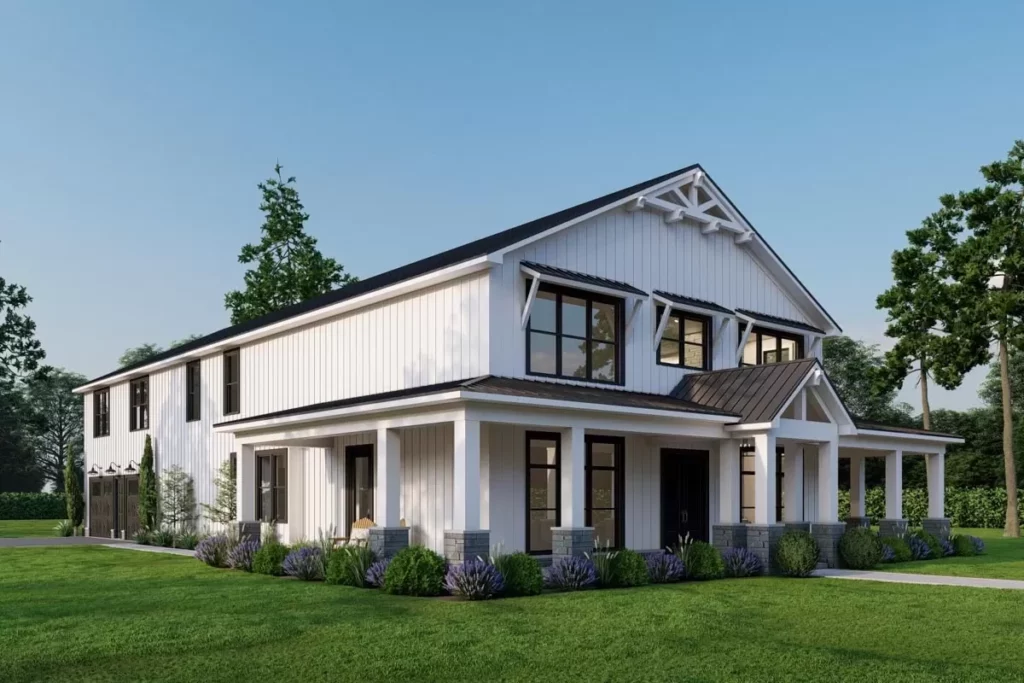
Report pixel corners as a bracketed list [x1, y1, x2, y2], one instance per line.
[712, 524, 748, 553]
[746, 524, 785, 574]
[552, 527, 594, 560]
[444, 530, 490, 564]
[878, 519, 908, 538]
[845, 516, 871, 530]
[921, 518, 951, 541]
[811, 523, 846, 568]
[368, 527, 410, 558]
[784, 521, 812, 533]
[237, 521, 261, 543]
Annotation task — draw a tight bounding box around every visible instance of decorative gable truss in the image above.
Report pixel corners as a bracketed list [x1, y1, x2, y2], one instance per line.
[624, 168, 754, 244]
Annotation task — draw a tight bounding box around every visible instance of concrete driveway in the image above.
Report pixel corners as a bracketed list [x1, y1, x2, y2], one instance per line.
[0, 536, 128, 548]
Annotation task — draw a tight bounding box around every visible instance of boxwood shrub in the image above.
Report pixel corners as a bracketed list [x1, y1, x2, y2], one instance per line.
[253, 541, 291, 576]
[880, 536, 912, 563]
[491, 552, 543, 596]
[838, 527, 882, 569]
[951, 534, 977, 557]
[678, 541, 724, 580]
[383, 545, 446, 596]
[775, 530, 819, 577]
[610, 548, 649, 587]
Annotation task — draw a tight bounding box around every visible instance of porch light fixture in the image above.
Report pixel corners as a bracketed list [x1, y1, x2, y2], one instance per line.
[105, 463, 119, 475]
[87, 465, 99, 476]
[124, 460, 138, 473]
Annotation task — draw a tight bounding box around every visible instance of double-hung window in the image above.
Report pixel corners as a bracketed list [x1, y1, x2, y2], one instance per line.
[223, 349, 240, 415]
[527, 283, 623, 384]
[185, 361, 201, 422]
[740, 327, 804, 367]
[656, 307, 711, 370]
[256, 451, 287, 523]
[93, 388, 110, 437]
[129, 377, 149, 431]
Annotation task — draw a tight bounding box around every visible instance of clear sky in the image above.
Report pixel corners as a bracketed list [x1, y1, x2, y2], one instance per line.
[2, 1, 1022, 410]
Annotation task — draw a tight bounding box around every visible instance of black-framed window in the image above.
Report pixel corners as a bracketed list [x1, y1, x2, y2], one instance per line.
[526, 282, 623, 384]
[93, 388, 110, 437]
[223, 349, 240, 415]
[740, 327, 804, 367]
[739, 446, 784, 523]
[526, 432, 561, 555]
[346, 444, 374, 527]
[586, 435, 625, 549]
[185, 360, 201, 422]
[129, 377, 149, 431]
[656, 307, 712, 370]
[256, 451, 287, 523]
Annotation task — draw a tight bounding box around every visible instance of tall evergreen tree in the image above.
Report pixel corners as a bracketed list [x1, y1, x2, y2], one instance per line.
[224, 164, 356, 325]
[201, 457, 237, 525]
[65, 445, 84, 528]
[138, 435, 158, 531]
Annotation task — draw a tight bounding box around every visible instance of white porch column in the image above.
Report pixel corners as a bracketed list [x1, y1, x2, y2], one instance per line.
[927, 452, 945, 519]
[718, 440, 741, 524]
[375, 427, 402, 527]
[237, 444, 256, 522]
[850, 455, 866, 518]
[817, 440, 839, 522]
[452, 418, 481, 531]
[885, 450, 903, 520]
[287, 448, 305, 541]
[782, 446, 804, 522]
[560, 425, 586, 527]
[753, 433, 777, 525]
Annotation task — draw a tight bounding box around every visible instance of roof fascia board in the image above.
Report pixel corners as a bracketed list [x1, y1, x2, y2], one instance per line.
[458, 390, 738, 423]
[75, 256, 494, 394]
[850, 429, 964, 445]
[735, 311, 824, 339]
[520, 265, 648, 301]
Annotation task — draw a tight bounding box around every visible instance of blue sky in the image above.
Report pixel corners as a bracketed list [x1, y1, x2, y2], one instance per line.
[1, 1, 1022, 409]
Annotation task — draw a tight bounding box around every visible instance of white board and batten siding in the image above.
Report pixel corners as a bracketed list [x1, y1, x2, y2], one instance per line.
[490, 206, 818, 394]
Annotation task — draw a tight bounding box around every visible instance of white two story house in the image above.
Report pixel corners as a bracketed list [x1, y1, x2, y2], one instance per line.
[75, 164, 961, 568]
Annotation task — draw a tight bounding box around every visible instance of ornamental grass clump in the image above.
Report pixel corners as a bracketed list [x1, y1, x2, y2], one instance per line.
[151, 528, 175, 548]
[585, 549, 618, 587]
[229, 539, 261, 571]
[134, 529, 152, 546]
[838, 527, 883, 570]
[175, 532, 201, 550]
[775, 530, 819, 577]
[544, 556, 597, 591]
[490, 551, 543, 596]
[194, 535, 230, 568]
[383, 545, 447, 596]
[721, 547, 763, 577]
[326, 545, 376, 587]
[644, 551, 685, 584]
[365, 558, 391, 588]
[283, 546, 325, 581]
[609, 549, 649, 587]
[444, 560, 504, 600]
[54, 520, 74, 537]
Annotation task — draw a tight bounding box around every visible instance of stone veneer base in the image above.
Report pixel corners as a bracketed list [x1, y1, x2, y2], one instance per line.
[921, 518, 952, 541]
[811, 523, 846, 568]
[444, 530, 490, 564]
[745, 524, 786, 574]
[878, 519, 909, 538]
[551, 527, 594, 560]
[712, 524, 748, 554]
[367, 527, 410, 558]
[845, 517, 871, 530]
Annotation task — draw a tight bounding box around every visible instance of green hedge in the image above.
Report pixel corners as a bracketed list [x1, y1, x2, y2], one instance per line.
[838, 487, 1024, 528]
[0, 492, 66, 520]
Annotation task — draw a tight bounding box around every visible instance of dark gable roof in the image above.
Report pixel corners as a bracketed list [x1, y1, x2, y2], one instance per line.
[520, 261, 647, 296]
[215, 375, 738, 427]
[82, 164, 700, 388]
[736, 309, 825, 335]
[653, 291, 734, 315]
[853, 420, 961, 440]
[670, 358, 817, 423]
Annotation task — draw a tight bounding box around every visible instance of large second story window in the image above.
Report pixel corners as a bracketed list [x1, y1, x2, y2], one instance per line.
[223, 349, 240, 415]
[656, 308, 711, 370]
[740, 327, 804, 367]
[93, 388, 110, 437]
[185, 360, 201, 422]
[527, 283, 622, 384]
[129, 377, 149, 431]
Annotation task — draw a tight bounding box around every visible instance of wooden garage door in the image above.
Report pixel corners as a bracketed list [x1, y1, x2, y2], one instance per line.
[120, 475, 140, 539]
[89, 478, 115, 538]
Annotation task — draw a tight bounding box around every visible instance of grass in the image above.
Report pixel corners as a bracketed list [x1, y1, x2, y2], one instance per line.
[0, 519, 61, 538]
[3, 547, 1024, 682]
[877, 527, 1024, 581]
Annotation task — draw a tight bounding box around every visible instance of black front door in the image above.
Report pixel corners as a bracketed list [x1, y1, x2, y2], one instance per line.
[661, 449, 709, 548]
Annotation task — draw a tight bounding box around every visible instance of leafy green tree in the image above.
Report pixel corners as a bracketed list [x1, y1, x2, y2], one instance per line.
[201, 457, 237, 524]
[225, 164, 356, 325]
[929, 141, 1024, 536]
[64, 445, 84, 528]
[169, 334, 204, 349]
[931, 407, 1024, 488]
[138, 435, 158, 530]
[25, 367, 86, 491]
[0, 388, 43, 492]
[118, 343, 163, 368]
[159, 465, 196, 533]
[0, 272, 45, 384]
[823, 336, 915, 425]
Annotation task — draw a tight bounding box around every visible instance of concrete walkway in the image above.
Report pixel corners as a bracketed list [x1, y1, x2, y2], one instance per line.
[813, 568, 1024, 591]
[0, 536, 127, 548]
[103, 543, 194, 557]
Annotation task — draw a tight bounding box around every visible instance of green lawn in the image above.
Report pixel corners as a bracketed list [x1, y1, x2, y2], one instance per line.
[2, 547, 1024, 682]
[0, 519, 61, 538]
[878, 527, 1024, 581]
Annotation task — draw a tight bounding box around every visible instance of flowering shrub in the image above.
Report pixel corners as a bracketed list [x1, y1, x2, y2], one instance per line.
[283, 546, 325, 581]
[940, 538, 956, 557]
[544, 556, 597, 591]
[194, 535, 230, 568]
[229, 539, 261, 571]
[645, 552, 685, 583]
[491, 551, 543, 596]
[775, 531, 819, 577]
[907, 535, 932, 561]
[911, 530, 942, 559]
[365, 558, 391, 588]
[880, 543, 896, 563]
[970, 535, 986, 555]
[721, 547, 763, 577]
[444, 560, 504, 600]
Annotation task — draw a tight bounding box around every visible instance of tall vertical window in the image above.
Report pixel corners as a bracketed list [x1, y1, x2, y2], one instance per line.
[739, 446, 785, 523]
[223, 349, 240, 415]
[256, 451, 287, 523]
[185, 360, 201, 422]
[526, 433, 560, 554]
[526, 283, 622, 384]
[656, 307, 711, 370]
[586, 436, 624, 549]
[93, 388, 110, 437]
[129, 377, 149, 431]
[346, 445, 374, 526]
[740, 328, 804, 367]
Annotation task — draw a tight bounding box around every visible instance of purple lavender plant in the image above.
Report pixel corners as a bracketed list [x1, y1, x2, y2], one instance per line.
[194, 535, 230, 568]
[880, 543, 896, 563]
[544, 556, 597, 591]
[907, 535, 932, 561]
[940, 538, 956, 557]
[969, 535, 986, 555]
[722, 547, 763, 577]
[365, 558, 391, 588]
[644, 551, 685, 583]
[444, 560, 505, 600]
[282, 546, 325, 581]
[229, 539, 261, 572]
